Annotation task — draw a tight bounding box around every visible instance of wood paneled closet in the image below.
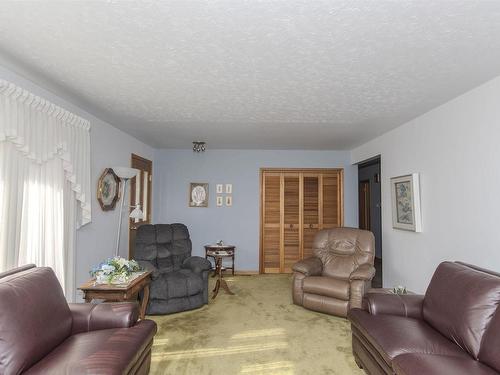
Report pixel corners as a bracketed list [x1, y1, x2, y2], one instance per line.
[260, 168, 344, 273]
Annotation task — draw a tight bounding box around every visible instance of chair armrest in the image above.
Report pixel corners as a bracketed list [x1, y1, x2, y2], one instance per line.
[137, 260, 160, 280]
[69, 302, 139, 335]
[182, 256, 212, 273]
[292, 257, 323, 276]
[349, 264, 376, 281]
[362, 293, 424, 320]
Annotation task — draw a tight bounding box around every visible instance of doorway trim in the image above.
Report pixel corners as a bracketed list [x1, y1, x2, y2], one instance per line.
[357, 155, 382, 287]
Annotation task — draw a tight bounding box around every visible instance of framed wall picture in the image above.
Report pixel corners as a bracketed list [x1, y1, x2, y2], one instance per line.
[225, 195, 233, 206]
[390, 173, 422, 232]
[225, 184, 232, 194]
[216, 196, 223, 206]
[216, 184, 223, 194]
[189, 182, 209, 207]
[97, 168, 120, 211]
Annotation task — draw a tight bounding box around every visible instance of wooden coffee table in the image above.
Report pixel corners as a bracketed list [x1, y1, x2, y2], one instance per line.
[79, 271, 152, 319]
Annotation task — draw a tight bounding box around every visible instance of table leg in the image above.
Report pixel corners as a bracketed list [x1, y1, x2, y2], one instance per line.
[232, 254, 235, 276]
[212, 279, 221, 299]
[139, 285, 150, 319]
[212, 257, 222, 299]
[220, 279, 234, 295]
[84, 294, 92, 303]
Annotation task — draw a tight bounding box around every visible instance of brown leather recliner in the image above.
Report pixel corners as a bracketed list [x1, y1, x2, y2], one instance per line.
[0, 265, 157, 375]
[292, 227, 376, 317]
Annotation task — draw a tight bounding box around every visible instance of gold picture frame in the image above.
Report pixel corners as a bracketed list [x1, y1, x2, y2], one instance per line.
[97, 168, 121, 211]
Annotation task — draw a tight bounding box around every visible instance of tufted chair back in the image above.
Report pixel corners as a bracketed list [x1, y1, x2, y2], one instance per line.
[134, 223, 192, 272]
[313, 227, 375, 279]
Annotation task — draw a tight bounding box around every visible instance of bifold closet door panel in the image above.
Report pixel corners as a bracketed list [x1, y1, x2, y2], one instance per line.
[283, 174, 300, 273]
[322, 173, 342, 228]
[302, 175, 319, 259]
[262, 173, 281, 273]
[261, 168, 343, 274]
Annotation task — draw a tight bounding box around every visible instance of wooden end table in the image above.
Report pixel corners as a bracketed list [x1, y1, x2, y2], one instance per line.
[205, 244, 235, 276]
[206, 249, 235, 299]
[79, 270, 152, 319]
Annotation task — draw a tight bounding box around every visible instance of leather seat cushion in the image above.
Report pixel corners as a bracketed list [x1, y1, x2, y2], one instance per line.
[303, 276, 350, 300]
[150, 269, 203, 299]
[349, 309, 469, 366]
[24, 320, 156, 374]
[393, 353, 498, 375]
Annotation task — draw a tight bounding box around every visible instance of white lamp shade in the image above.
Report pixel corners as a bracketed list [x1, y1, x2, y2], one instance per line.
[129, 205, 144, 220]
[113, 167, 139, 179]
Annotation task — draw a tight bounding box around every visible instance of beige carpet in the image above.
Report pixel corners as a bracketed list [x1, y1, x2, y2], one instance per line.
[149, 274, 363, 375]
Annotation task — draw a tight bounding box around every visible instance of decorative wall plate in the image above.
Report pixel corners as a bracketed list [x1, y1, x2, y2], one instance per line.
[97, 168, 121, 211]
[189, 182, 209, 207]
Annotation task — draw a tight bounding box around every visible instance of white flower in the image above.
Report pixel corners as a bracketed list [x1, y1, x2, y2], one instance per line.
[101, 264, 115, 272]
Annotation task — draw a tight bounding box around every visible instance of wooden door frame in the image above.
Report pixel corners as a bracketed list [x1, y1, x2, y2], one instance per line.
[259, 168, 344, 274]
[129, 153, 153, 259]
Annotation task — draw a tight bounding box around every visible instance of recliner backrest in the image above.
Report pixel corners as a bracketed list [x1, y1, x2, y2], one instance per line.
[423, 261, 500, 360]
[313, 227, 375, 280]
[135, 223, 192, 272]
[0, 266, 72, 375]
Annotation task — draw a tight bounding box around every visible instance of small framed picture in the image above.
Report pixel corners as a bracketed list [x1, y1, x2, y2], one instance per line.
[216, 196, 223, 207]
[225, 196, 232, 206]
[216, 184, 223, 194]
[225, 184, 232, 194]
[390, 173, 422, 232]
[189, 182, 209, 207]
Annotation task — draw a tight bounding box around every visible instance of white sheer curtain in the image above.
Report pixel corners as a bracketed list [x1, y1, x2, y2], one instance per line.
[0, 79, 91, 298]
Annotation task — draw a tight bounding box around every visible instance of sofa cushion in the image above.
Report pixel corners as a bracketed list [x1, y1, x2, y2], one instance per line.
[423, 262, 500, 359]
[150, 269, 203, 299]
[393, 353, 498, 375]
[24, 320, 156, 374]
[0, 267, 72, 375]
[348, 309, 468, 367]
[303, 276, 350, 300]
[478, 306, 500, 372]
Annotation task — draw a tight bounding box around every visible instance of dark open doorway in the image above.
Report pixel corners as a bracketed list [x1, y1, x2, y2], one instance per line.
[358, 157, 382, 288]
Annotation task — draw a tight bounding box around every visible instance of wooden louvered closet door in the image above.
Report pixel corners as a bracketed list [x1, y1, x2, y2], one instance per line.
[262, 173, 281, 273]
[302, 174, 320, 260]
[283, 174, 300, 273]
[260, 169, 343, 273]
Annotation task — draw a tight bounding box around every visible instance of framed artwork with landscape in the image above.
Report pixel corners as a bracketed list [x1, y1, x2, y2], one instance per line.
[390, 173, 422, 232]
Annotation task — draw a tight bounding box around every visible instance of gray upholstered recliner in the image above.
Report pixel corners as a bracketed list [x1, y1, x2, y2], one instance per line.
[134, 223, 211, 315]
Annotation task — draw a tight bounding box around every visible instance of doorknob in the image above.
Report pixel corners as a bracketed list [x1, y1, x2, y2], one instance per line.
[309, 224, 314, 229]
[289, 224, 293, 229]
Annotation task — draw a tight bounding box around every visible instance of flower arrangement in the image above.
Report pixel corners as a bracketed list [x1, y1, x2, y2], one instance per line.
[392, 285, 408, 295]
[90, 257, 142, 284]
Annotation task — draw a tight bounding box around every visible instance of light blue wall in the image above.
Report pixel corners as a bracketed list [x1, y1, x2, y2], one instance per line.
[153, 149, 358, 271]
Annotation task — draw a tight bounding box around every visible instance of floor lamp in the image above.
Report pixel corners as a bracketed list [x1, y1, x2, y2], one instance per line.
[113, 167, 144, 257]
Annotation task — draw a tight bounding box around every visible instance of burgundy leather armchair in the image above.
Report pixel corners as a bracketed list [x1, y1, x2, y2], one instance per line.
[292, 227, 376, 317]
[0, 265, 157, 375]
[348, 261, 500, 375]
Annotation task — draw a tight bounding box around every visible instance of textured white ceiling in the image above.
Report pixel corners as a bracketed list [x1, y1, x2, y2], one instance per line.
[1, 1, 500, 149]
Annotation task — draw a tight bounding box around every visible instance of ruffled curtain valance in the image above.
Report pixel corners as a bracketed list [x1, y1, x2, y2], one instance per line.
[0, 79, 91, 227]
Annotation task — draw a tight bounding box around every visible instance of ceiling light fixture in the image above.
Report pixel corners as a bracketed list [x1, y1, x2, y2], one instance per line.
[193, 141, 206, 152]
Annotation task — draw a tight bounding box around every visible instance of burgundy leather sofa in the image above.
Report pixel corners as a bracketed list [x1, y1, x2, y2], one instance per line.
[0, 264, 157, 375]
[348, 261, 500, 375]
